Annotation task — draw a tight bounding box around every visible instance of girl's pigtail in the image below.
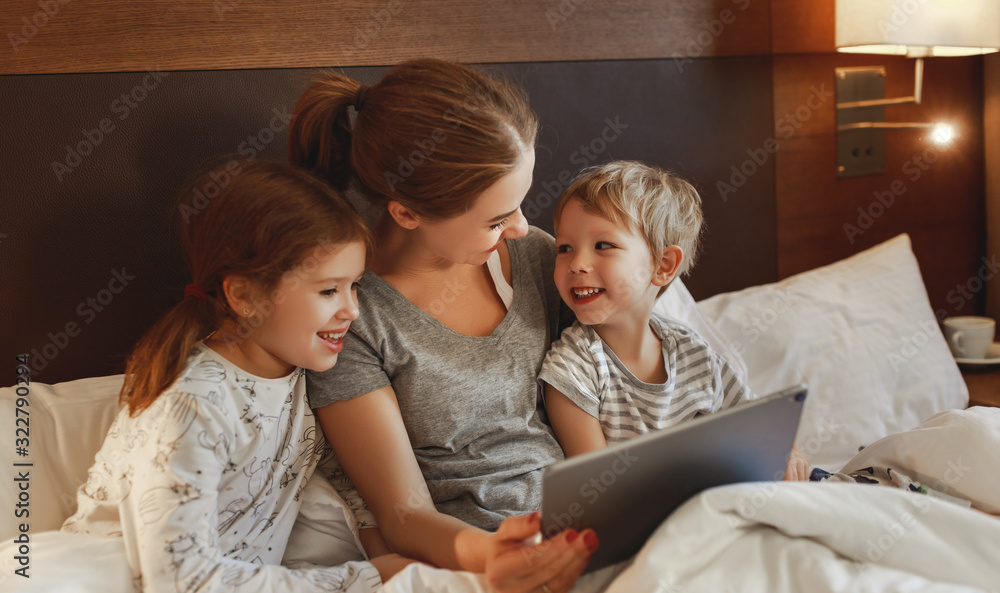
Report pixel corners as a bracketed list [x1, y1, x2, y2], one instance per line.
[119, 294, 216, 416]
[288, 73, 366, 192]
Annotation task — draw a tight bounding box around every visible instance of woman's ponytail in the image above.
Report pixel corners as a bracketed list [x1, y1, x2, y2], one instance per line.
[288, 73, 367, 191]
[290, 59, 539, 221]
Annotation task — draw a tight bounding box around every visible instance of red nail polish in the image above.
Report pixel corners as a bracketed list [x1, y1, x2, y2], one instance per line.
[566, 529, 579, 543]
[584, 531, 599, 551]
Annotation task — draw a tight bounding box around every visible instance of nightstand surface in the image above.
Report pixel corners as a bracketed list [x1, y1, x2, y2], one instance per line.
[962, 366, 1000, 408]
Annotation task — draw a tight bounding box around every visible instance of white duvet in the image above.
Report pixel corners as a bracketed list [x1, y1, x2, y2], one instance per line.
[383, 483, 1000, 593]
[386, 407, 1000, 593]
[607, 482, 1000, 593]
[604, 407, 1000, 593]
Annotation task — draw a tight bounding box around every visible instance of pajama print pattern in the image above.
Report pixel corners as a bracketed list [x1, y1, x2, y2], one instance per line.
[62, 344, 381, 593]
[810, 466, 973, 508]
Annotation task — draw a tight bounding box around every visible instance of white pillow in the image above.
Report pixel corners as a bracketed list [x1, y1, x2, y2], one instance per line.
[653, 278, 749, 384]
[0, 375, 123, 542]
[697, 234, 968, 470]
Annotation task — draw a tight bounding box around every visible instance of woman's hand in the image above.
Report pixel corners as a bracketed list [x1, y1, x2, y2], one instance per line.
[784, 444, 811, 481]
[485, 512, 598, 593]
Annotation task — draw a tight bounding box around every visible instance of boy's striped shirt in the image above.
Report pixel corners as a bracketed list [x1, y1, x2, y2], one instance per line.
[539, 314, 755, 443]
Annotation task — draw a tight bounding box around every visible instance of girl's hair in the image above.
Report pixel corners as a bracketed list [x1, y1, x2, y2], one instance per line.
[288, 59, 538, 220]
[120, 159, 372, 416]
[554, 161, 704, 295]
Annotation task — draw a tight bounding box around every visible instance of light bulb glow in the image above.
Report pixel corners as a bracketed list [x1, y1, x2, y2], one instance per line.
[931, 124, 955, 145]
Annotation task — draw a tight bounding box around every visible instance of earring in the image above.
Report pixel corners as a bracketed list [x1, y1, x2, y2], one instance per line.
[242, 307, 251, 316]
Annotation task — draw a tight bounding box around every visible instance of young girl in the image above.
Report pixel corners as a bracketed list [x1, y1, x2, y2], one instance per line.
[60, 160, 411, 591]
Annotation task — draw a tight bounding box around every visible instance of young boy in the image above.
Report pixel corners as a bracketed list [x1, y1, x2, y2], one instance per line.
[539, 161, 809, 479]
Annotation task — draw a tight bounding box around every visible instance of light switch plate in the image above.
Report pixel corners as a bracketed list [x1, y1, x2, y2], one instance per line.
[836, 67, 887, 177]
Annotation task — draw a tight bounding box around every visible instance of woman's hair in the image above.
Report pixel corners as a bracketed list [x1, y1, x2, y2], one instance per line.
[119, 159, 372, 416]
[288, 59, 538, 220]
[554, 161, 704, 294]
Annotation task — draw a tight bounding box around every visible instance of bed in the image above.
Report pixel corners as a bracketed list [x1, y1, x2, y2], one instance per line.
[2, 232, 998, 592]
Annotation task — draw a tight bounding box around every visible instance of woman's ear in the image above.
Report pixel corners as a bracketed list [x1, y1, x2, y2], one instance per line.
[652, 246, 684, 288]
[386, 200, 421, 230]
[220, 275, 258, 317]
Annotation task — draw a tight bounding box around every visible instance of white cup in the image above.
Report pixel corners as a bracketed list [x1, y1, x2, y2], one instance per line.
[942, 316, 996, 360]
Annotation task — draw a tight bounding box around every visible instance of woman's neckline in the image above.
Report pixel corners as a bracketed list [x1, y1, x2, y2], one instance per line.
[365, 239, 520, 339]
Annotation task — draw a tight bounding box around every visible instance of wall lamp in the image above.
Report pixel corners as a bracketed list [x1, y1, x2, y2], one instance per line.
[834, 0, 999, 177]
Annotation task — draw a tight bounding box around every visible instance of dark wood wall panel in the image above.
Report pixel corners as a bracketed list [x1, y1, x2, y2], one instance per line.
[772, 52, 986, 316]
[0, 0, 771, 75]
[1, 58, 776, 384]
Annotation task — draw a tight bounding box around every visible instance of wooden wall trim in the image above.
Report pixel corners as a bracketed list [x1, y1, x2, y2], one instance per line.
[0, 0, 770, 75]
[986, 54, 1000, 321]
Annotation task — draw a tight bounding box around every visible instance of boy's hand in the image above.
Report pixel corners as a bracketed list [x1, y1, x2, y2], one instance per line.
[784, 444, 811, 481]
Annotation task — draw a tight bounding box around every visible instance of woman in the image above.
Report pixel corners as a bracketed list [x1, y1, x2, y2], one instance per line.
[289, 59, 597, 593]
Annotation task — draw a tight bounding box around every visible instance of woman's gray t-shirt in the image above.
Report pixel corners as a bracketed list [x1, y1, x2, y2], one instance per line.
[307, 227, 567, 531]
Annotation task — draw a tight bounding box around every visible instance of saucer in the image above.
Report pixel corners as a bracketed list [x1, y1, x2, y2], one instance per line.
[955, 342, 1000, 366]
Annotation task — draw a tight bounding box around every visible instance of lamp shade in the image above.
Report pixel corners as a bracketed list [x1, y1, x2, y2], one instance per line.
[836, 0, 1000, 56]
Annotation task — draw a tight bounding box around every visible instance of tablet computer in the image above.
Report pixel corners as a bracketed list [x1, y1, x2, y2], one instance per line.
[540, 384, 808, 572]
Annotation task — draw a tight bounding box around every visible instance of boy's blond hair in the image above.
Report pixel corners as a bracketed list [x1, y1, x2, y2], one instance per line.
[554, 161, 703, 295]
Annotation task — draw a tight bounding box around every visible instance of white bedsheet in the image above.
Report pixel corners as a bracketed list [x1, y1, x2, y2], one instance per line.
[5, 409, 998, 592]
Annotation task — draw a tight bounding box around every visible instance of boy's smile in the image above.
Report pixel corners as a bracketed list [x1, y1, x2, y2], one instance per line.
[571, 286, 605, 304]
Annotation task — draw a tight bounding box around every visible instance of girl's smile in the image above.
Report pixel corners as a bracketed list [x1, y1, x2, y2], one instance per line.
[317, 326, 350, 353]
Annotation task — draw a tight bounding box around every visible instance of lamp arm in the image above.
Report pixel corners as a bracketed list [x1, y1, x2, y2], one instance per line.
[836, 58, 924, 109]
[836, 121, 937, 132]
